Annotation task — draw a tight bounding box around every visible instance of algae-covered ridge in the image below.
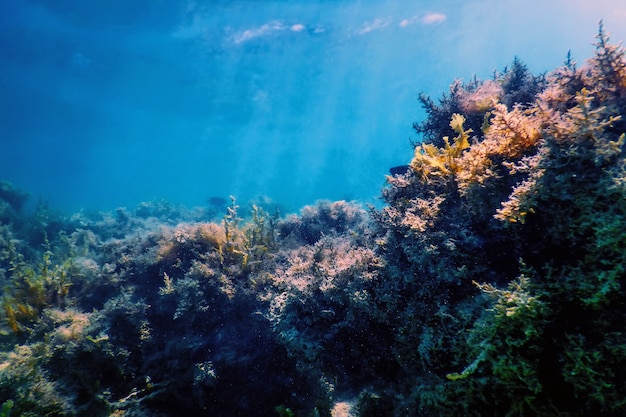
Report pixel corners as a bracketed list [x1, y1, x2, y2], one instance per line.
[1, 24, 626, 416]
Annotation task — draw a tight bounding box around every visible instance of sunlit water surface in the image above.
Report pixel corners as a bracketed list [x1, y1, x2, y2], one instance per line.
[1, 0, 625, 213]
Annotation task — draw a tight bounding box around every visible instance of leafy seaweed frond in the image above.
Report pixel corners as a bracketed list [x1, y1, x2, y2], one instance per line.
[410, 114, 471, 181]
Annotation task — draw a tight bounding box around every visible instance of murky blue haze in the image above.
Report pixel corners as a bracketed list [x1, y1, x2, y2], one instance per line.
[1, 0, 625, 213]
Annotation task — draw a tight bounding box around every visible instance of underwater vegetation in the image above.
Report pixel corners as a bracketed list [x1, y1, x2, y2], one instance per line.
[376, 23, 626, 416]
[1, 23, 626, 416]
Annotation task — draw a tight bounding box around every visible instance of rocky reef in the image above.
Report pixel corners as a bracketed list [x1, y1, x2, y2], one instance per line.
[1, 24, 626, 416]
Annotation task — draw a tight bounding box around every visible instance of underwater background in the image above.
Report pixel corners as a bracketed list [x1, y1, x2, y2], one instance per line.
[0, 0, 624, 213]
[3, 1, 626, 417]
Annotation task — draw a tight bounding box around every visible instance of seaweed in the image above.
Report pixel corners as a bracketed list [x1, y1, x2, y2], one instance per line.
[1, 23, 626, 417]
[374, 22, 626, 416]
[410, 113, 471, 181]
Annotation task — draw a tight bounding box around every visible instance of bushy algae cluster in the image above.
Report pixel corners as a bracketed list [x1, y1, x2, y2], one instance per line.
[1, 24, 626, 416]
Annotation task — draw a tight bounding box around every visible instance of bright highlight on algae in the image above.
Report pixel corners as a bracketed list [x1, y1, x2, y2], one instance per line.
[1, 23, 626, 417]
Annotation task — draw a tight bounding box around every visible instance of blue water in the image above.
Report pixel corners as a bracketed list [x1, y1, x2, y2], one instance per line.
[1, 0, 624, 213]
